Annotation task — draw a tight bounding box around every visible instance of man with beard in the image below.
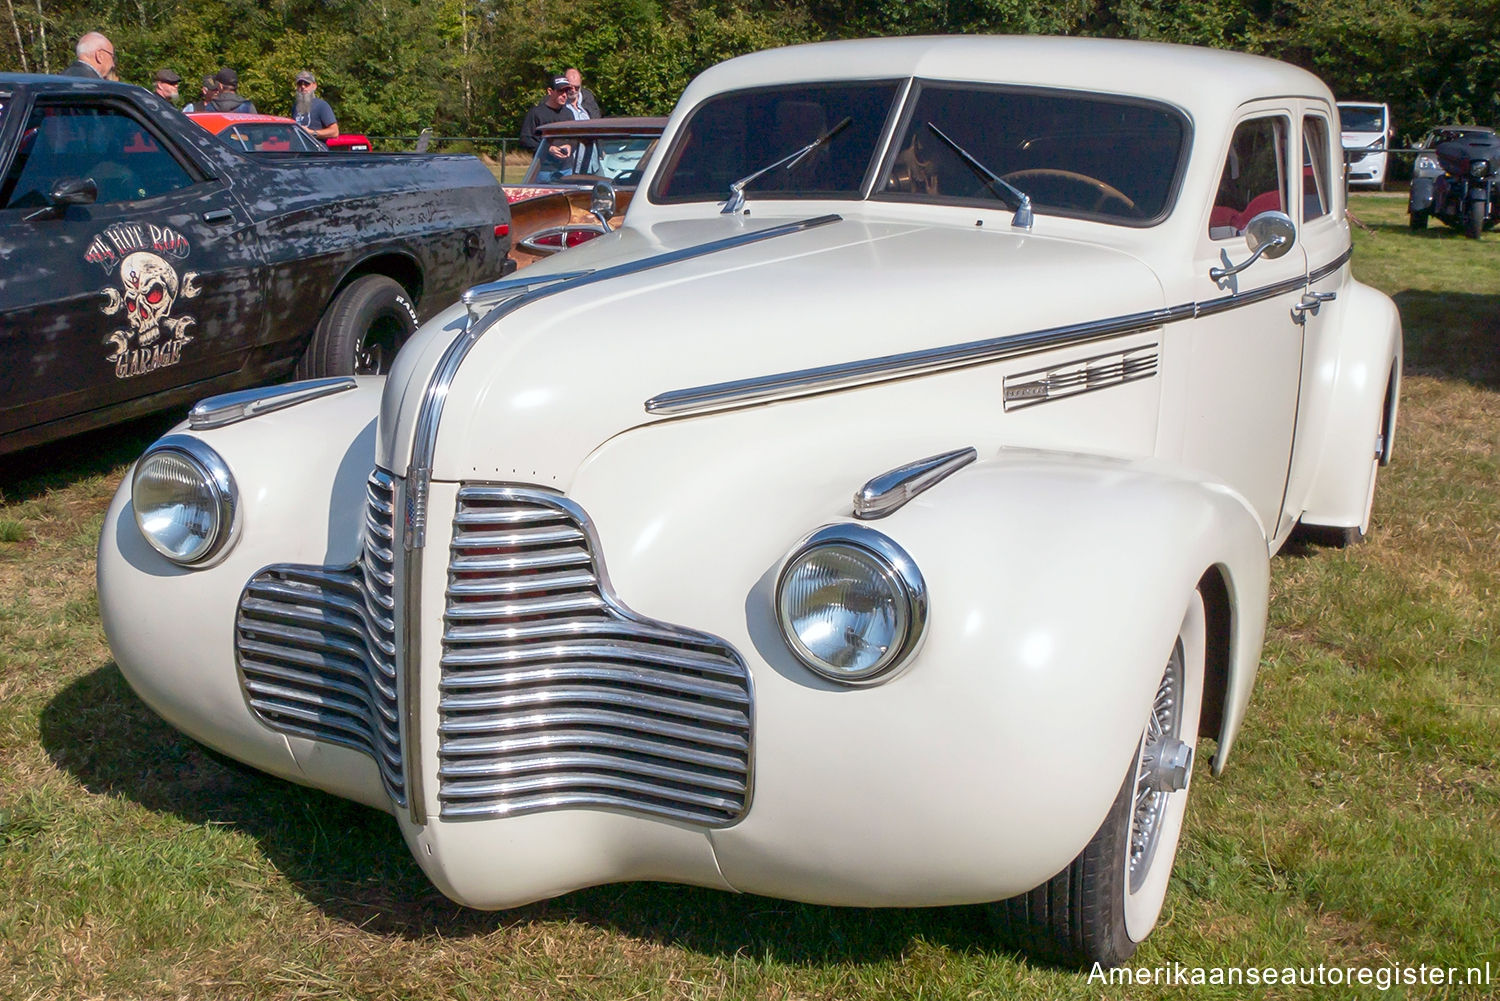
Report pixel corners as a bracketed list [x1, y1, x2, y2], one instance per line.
[207, 67, 255, 113]
[62, 32, 115, 79]
[152, 68, 181, 103]
[292, 71, 339, 140]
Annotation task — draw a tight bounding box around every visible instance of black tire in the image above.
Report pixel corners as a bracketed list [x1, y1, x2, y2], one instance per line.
[1464, 199, 1484, 239]
[1408, 208, 1429, 231]
[990, 594, 1206, 968]
[296, 274, 418, 378]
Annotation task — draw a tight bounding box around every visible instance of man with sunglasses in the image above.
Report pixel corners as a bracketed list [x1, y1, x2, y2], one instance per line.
[292, 71, 339, 140]
[521, 74, 581, 181]
[62, 32, 115, 79]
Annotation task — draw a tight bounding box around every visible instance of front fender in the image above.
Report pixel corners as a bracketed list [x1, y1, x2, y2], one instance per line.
[1409, 176, 1435, 212]
[97, 379, 388, 810]
[570, 435, 1269, 904]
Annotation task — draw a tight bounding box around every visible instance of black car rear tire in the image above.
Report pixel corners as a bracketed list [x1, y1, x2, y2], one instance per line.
[297, 275, 418, 378]
[1464, 199, 1484, 239]
[1408, 208, 1429, 231]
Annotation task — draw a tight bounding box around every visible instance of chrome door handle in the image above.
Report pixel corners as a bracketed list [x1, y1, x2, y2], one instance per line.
[1291, 290, 1337, 322]
[202, 208, 234, 225]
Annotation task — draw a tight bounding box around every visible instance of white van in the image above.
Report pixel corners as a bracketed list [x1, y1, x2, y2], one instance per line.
[1338, 101, 1393, 188]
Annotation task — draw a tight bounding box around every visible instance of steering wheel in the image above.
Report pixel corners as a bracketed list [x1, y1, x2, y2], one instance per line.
[1000, 168, 1138, 215]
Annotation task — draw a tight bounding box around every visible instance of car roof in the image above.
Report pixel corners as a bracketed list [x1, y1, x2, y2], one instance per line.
[536, 116, 668, 138]
[187, 112, 302, 132]
[678, 35, 1332, 117]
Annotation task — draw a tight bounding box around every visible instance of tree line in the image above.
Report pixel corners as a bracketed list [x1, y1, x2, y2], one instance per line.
[3, 0, 1497, 145]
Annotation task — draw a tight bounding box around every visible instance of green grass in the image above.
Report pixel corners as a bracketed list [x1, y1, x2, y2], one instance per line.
[1, 194, 1496, 999]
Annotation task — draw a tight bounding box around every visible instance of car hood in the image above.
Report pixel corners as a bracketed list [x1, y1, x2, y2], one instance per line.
[377, 214, 1166, 484]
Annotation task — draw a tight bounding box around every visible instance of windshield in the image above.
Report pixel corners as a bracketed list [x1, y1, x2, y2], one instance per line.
[652, 81, 902, 203]
[1338, 107, 1385, 133]
[878, 84, 1188, 224]
[216, 122, 324, 152]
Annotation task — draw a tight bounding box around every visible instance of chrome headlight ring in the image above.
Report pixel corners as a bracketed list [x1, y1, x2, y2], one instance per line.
[131, 434, 240, 567]
[775, 523, 928, 686]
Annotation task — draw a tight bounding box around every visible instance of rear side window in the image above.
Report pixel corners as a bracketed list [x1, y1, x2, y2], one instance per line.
[1, 102, 196, 209]
[1302, 115, 1332, 222]
[1209, 116, 1289, 239]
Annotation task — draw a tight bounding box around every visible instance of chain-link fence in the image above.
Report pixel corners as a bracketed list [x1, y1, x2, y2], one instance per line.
[367, 135, 532, 182]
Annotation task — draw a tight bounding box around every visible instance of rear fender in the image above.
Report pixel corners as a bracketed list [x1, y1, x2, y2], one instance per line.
[1293, 280, 1402, 532]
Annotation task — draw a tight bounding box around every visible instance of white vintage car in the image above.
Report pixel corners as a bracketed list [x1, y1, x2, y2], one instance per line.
[98, 36, 1401, 967]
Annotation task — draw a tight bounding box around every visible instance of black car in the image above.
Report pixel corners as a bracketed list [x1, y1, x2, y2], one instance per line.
[0, 74, 513, 456]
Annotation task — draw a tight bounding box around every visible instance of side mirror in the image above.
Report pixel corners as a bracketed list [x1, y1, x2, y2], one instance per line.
[23, 176, 97, 221]
[589, 181, 617, 230]
[1210, 210, 1296, 283]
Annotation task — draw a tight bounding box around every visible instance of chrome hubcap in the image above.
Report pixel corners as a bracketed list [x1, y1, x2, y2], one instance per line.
[1129, 639, 1187, 893]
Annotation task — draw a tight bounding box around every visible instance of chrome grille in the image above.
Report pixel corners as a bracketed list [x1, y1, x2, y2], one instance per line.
[439, 486, 752, 826]
[235, 470, 405, 805]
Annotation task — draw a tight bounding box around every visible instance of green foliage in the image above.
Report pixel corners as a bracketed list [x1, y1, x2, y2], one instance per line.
[1, 1, 1497, 139]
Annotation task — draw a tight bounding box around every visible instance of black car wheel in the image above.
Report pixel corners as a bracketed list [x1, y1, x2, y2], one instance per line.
[298, 275, 419, 378]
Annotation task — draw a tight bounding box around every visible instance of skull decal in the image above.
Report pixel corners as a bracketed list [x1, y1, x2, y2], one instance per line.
[100, 251, 201, 378]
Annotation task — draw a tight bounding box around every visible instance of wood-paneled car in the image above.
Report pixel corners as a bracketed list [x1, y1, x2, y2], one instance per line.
[99, 37, 1400, 968]
[504, 116, 664, 269]
[0, 74, 510, 456]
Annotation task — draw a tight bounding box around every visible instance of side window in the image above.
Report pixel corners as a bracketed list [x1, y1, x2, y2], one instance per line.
[1209, 116, 1289, 239]
[0, 102, 196, 210]
[1302, 115, 1331, 222]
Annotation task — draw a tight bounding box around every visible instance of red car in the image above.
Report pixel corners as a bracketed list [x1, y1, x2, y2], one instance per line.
[189, 112, 371, 153]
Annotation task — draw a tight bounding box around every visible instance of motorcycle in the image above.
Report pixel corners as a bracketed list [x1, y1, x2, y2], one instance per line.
[1407, 126, 1500, 239]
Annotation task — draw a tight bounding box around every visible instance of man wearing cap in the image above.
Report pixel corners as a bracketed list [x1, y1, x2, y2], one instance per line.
[182, 76, 217, 113]
[152, 68, 181, 102]
[206, 67, 255, 113]
[292, 71, 339, 140]
[520, 74, 580, 181]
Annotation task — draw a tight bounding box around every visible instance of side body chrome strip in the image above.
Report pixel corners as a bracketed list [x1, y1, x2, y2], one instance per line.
[645, 249, 1355, 416]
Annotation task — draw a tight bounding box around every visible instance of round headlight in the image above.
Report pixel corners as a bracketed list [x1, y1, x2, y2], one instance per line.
[776, 525, 927, 684]
[131, 435, 238, 565]
[1470, 159, 1491, 179]
[1415, 153, 1439, 173]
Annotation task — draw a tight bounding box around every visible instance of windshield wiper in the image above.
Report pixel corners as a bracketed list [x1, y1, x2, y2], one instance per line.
[722, 116, 853, 214]
[924, 122, 1034, 229]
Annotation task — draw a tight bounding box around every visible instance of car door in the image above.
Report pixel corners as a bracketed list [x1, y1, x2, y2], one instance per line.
[1282, 104, 1359, 529]
[0, 92, 263, 443]
[1180, 106, 1308, 540]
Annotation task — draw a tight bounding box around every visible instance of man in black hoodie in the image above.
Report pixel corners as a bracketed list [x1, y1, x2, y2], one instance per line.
[207, 68, 256, 113]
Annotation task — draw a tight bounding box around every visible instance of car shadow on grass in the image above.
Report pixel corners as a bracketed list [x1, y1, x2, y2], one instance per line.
[41, 662, 1000, 963]
[0, 411, 183, 501]
[1391, 290, 1500, 390]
